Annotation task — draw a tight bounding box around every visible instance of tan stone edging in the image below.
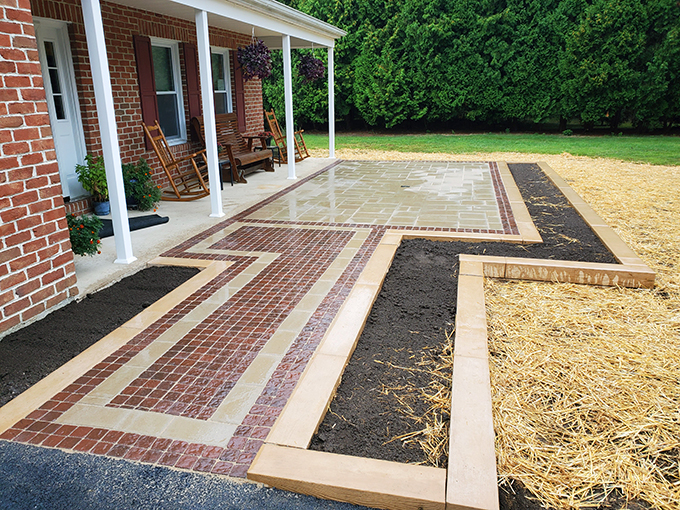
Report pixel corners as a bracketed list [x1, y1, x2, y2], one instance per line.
[497, 161, 542, 244]
[248, 162, 656, 510]
[447, 259, 498, 510]
[248, 241, 498, 510]
[461, 254, 655, 289]
[398, 231, 526, 243]
[248, 245, 500, 510]
[251, 444, 447, 510]
[0, 258, 231, 435]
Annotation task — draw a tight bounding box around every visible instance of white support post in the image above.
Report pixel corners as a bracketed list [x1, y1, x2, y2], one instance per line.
[81, 0, 135, 264]
[328, 46, 335, 159]
[195, 9, 224, 218]
[282, 34, 296, 179]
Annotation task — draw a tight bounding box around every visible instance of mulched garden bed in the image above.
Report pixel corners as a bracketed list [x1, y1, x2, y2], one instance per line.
[309, 163, 633, 509]
[0, 266, 199, 408]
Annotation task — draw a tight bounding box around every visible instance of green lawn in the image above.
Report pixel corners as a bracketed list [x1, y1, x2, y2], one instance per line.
[304, 133, 680, 166]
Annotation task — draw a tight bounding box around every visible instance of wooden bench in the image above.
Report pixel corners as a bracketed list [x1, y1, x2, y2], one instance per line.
[191, 113, 273, 184]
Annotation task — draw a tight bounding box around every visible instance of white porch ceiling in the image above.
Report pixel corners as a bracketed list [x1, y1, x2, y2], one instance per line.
[108, 0, 345, 48]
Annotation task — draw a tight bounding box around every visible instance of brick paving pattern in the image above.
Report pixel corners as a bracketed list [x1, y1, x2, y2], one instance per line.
[109, 226, 356, 420]
[1, 161, 517, 478]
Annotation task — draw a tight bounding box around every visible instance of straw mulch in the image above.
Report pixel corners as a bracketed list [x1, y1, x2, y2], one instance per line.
[486, 279, 680, 509]
[310, 147, 680, 508]
[546, 155, 680, 307]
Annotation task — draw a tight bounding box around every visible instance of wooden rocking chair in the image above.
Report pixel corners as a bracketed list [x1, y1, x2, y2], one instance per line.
[265, 109, 310, 165]
[142, 120, 210, 201]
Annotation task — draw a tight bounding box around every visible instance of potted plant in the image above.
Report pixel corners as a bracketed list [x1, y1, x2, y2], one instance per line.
[237, 39, 272, 81]
[257, 131, 273, 147]
[66, 213, 103, 256]
[298, 53, 325, 83]
[122, 158, 162, 211]
[75, 154, 109, 216]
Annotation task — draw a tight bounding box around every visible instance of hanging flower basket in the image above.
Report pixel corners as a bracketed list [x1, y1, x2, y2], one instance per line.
[298, 54, 325, 83]
[237, 39, 272, 81]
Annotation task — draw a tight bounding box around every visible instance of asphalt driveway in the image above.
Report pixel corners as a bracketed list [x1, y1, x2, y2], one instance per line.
[0, 441, 370, 510]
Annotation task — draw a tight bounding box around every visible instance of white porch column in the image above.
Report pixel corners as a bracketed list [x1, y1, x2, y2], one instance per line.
[81, 0, 135, 264]
[195, 9, 224, 218]
[282, 34, 296, 179]
[328, 46, 335, 159]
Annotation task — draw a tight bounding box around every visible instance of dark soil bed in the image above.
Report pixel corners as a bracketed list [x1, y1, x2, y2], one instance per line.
[309, 163, 633, 509]
[0, 266, 199, 408]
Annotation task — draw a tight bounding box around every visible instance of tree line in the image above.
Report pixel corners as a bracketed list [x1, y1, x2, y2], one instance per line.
[263, 0, 680, 131]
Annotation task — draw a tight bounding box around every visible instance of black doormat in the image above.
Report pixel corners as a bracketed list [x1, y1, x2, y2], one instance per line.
[98, 214, 169, 238]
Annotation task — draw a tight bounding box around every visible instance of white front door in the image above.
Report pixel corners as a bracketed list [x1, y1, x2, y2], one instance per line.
[35, 18, 87, 199]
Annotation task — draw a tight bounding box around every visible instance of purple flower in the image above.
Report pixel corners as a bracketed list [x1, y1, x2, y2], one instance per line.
[298, 54, 325, 83]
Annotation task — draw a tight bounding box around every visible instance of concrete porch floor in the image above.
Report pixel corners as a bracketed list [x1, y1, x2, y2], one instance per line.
[74, 158, 332, 297]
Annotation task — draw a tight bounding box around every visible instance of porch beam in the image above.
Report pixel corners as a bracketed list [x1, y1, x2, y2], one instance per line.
[195, 9, 224, 218]
[169, 0, 340, 48]
[328, 46, 335, 159]
[282, 34, 295, 179]
[80, 0, 135, 264]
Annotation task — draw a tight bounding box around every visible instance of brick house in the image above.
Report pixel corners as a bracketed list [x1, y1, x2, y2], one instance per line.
[0, 0, 345, 337]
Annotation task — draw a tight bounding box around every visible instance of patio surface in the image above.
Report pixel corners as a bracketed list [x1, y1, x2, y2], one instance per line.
[0, 160, 519, 480]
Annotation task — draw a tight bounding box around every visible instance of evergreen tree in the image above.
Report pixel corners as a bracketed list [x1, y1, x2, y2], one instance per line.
[263, 0, 679, 130]
[561, 0, 653, 129]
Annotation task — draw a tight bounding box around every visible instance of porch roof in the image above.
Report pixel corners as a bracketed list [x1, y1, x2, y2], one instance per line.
[109, 0, 347, 48]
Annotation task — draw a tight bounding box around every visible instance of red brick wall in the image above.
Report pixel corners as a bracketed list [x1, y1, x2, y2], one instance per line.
[29, 0, 265, 189]
[63, 196, 92, 216]
[1, 0, 78, 336]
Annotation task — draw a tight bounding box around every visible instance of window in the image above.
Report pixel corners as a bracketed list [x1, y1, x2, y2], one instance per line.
[43, 41, 66, 119]
[211, 49, 233, 115]
[151, 39, 185, 142]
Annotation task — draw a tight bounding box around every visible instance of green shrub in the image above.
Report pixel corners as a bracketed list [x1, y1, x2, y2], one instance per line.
[562, 129, 574, 136]
[75, 154, 108, 202]
[122, 158, 162, 212]
[67, 214, 103, 256]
